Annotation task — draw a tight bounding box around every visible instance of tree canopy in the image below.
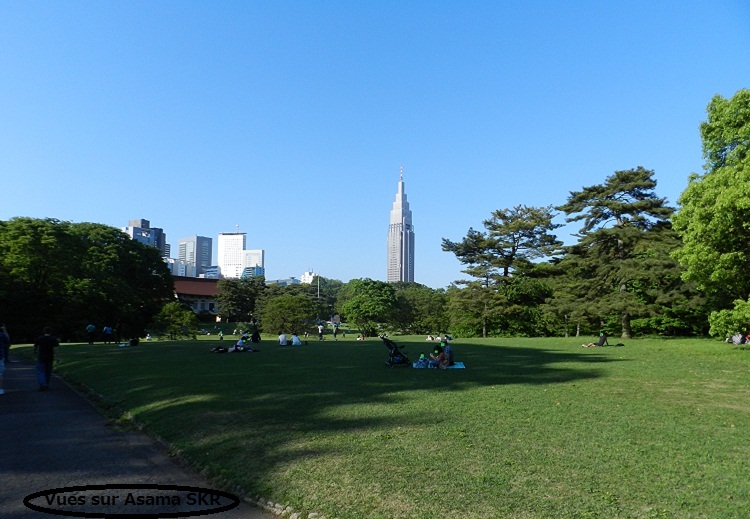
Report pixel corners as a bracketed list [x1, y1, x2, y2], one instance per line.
[215, 277, 266, 324]
[339, 278, 397, 337]
[0, 217, 173, 341]
[556, 167, 676, 338]
[673, 89, 750, 336]
[442, 205, 560, 337]
[256, 293, 318, 335]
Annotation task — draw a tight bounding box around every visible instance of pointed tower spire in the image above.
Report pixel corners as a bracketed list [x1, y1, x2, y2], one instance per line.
[387, 166, 415, 283]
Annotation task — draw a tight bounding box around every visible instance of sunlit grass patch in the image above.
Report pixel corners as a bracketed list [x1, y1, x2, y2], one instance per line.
[14, 335, 750, 518]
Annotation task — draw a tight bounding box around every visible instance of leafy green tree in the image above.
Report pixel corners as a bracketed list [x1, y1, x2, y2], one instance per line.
[0, 217, 173, 341]
[150, 301, 199, 340]
[442, 205, 561, 337]
[673, 89, 750, 317]
[539, 258, 593, 337]
[256, 293, 318, 334]
[557, 167, 676, 338]
[215, 277, 266, 323]
[390, 282, 448, 335]
[307, 275, 345, 321]
[339, 278, 397, 337]
[67, 222, 174, 339]
[708, 299, 750, 339]
[441, 228, 499, 337]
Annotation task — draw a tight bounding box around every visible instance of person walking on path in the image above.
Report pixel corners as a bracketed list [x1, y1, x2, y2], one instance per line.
[0, 324, 9, 395]
[34, 327, 59, 391]
[102, 325, 113, 344]
[317, 324, 324, 341]
[86, 323, 96, 344]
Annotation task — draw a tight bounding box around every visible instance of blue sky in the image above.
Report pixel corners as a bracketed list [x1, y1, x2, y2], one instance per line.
[1, 1, 748, 289]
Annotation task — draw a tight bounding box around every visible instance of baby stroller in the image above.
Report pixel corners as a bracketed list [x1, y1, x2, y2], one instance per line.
[380, 334, 411, 367]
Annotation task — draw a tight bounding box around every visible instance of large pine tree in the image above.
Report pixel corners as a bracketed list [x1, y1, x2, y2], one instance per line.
[557, 167, 677, 338]
[442, 205, 561, 337]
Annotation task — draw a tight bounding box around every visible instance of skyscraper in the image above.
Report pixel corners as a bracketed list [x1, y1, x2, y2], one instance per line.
[387, 168, 415, 283]
[178, 236, 213, 276]
[241, 249, 265, 278]
[123, 219, 169, 258]
[217, 231, 246, 279]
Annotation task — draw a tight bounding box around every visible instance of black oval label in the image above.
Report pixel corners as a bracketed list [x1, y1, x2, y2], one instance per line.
[23, 484, 240, 518]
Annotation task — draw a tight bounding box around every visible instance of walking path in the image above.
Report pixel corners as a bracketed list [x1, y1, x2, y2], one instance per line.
[0, 359, 275, 519]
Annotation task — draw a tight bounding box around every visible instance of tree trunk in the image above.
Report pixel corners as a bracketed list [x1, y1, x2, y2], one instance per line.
[621, 312, 632, 339]
[482, 301, 488, 338]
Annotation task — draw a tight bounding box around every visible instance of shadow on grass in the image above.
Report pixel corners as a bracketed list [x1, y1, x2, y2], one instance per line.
[46, 338, 624, 508]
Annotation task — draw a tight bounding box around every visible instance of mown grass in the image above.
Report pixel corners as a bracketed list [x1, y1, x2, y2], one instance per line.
[15, 335, 750, 518]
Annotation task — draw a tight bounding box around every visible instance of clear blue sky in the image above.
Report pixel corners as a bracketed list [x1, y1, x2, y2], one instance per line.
[1, 1, 748, 288]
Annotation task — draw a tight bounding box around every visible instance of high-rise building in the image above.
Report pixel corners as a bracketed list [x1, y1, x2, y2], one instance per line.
[241, 249, 265, 278]
[387, 168, 415, 283]
[123, 218, 169, 258]
[178, 236, 213, 276]
[217, 231, 246, 279]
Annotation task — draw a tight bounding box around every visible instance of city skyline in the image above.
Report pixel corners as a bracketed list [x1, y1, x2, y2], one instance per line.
[2, 3, 747, 288]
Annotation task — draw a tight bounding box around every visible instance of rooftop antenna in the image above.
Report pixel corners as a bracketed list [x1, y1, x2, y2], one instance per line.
[236, 224, 239, 233]
[400, 165, 403, 181]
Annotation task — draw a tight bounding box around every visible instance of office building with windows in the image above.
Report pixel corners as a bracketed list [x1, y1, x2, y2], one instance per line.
[217, 231, 246, 279]
[178, 236, 213, 276]
[123, 218, 169, 258]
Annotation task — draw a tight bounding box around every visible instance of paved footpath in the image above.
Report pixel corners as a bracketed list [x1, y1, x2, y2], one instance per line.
[0, 359, 275, 519]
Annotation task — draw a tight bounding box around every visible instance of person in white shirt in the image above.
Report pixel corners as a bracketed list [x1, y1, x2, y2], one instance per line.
[278, 332, 288, 345]
[291, 333, 302, 346]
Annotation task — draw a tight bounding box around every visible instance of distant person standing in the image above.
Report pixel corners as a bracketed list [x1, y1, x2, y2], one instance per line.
[332, 325, 338, 341]
[34, 327, 60, 391]
[0, 324, 10, 395]
[102, 325, 113, 344]
[317, 324, 324, 341]
[86, 323, 96, 344]
[0, 323, 10, 364]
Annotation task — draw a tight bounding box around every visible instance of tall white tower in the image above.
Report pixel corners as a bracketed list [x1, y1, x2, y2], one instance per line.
[217, 231, 246, 279]
[387, 167, 415, 283]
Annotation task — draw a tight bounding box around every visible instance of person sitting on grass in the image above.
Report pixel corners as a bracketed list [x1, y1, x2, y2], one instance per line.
[442, 341, 454, 366]
[278, 332, 288, 346]
[228, 337, 246, 352]
[429, 345, 450, 369]
[582, 331, 609, 348]
[291, 333, 302, 346]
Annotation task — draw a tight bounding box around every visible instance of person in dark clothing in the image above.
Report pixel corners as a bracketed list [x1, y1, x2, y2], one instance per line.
[0, 324, 10, 364]
[0, 324, 9, 395]
[34, 327, 59, 391]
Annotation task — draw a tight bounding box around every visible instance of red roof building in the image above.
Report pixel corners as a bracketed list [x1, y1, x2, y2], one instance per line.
[173, 276, 220, 315]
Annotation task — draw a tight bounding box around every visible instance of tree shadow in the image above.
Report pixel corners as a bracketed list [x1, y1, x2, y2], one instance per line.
[21, 339, 627, 516]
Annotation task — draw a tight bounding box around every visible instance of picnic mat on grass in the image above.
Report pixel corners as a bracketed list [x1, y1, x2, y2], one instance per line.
[412, 361, 466, 369]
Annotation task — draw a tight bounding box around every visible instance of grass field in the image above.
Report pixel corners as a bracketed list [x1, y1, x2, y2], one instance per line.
[15, 335, 750, 518]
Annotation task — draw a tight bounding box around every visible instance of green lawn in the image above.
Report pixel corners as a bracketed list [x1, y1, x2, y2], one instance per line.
[15, 335, 750, 518]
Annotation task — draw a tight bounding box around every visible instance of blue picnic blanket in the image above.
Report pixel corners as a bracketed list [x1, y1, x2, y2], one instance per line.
[412, 361, 466, 369]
